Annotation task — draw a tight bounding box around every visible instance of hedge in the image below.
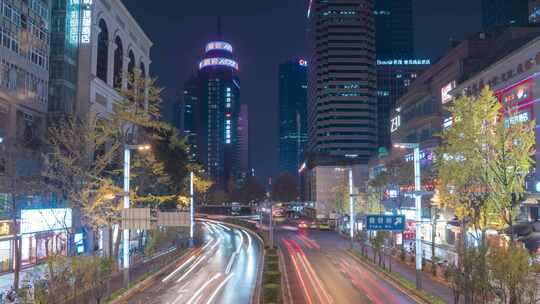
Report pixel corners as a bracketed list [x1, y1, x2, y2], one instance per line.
[262, 283, 281, 304]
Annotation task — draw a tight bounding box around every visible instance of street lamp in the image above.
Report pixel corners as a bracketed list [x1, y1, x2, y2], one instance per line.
[349, 168, 354, 248]
[189, 171, 194, 246]
[123, 144, 150, 283]
[394, 142, 423, 290]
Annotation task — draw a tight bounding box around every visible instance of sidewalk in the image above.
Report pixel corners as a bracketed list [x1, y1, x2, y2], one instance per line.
[354, 243, 455, 303]
[0, 265, 44, 293]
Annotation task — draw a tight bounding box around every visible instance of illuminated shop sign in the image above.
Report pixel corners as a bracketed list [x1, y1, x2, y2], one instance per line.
[299, 59, 308, 67]
[496, 80, 533, 111]
[21, 208, 72, 234]
[390, 115, 401, 133]
[504, 111, 530, 127]
[0, 221, 11, 236]
[441, 81, 457, 104]
[377, 59, 431, 66]
[225, 119, 231, 144]
[443, 116, 453, 130]
[68, 0, 93, 45]
[205, 41, 233, 53]
[199, 58, 239, 71]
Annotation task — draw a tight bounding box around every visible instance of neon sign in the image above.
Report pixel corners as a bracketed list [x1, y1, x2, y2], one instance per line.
[205, 41, 233, 53]
[299, 59, 308, 67]
[390, 115, 401, 133]
[377, 59, 430, 66]
[68, 0, 93, 45]
[199, 58, 239, 71]
[441, 81, 456, 104]
[307, 0, 313, 18]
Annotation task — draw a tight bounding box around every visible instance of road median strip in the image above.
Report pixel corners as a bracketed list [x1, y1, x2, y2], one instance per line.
[346, 249, 446, 304]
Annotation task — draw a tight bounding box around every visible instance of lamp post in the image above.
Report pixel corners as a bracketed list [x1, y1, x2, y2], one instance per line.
[349, 168, 354, 248]
[189, 171, 194, 247]
[394, 142, 422, 290]
[123, 144, 150, 285]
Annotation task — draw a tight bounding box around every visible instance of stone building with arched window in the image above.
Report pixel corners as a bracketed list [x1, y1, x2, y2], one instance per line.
[49, 0, 152, 118]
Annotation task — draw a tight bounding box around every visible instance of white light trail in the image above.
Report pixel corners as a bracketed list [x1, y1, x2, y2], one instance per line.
[206, 272, 235, 304]
[176, 255, 206, 283]
[185, 272, 222, 304]
[161, 255, 196, 283]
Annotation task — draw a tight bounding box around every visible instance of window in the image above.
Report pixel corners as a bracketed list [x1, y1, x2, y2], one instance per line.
[96, 19, 108, 82]
[127, 50, 135, 89]
[113, 36, 123, 89]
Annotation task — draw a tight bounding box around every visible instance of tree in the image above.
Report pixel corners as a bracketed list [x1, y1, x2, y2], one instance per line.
[0, 138, 46, 291]
[237, 176, 266, 204]
[488, 242, 540, 304]
[436, 87, 535, 303]
[271, 173, 298, 202]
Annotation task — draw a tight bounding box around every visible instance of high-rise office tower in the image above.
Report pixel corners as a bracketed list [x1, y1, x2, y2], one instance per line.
[278, 59, 308, 176]
[374, 0, 426, 150]
[237, 104, 249, 183]
[482, 0, 529, 30]
[182, 76, 200, 163]
[197, 40, 241, 187]
[307, 0, 377, 162]
[375, 0, 414, 59]
[530, 0, 540, 23]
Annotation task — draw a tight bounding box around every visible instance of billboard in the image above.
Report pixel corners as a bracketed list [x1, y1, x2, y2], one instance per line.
[20, 208, 72, 234]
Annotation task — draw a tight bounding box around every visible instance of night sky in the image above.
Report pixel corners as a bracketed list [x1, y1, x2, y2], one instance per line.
[121, 0, 482, 185]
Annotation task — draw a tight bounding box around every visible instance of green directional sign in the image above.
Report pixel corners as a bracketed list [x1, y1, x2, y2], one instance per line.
[366, 215, 405, 231]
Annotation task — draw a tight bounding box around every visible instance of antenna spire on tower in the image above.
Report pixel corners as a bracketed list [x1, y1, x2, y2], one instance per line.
[217, 16, 222, 39]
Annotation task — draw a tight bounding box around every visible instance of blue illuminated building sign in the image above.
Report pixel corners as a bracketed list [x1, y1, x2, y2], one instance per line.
[199, 58, 239, 71]
[68, 0, 93, 45]
[205, 41, 233, 53]
[377, 59, 430, 66]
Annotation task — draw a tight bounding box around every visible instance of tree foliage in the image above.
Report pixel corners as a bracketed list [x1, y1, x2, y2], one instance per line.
[271, 172, 298, 202]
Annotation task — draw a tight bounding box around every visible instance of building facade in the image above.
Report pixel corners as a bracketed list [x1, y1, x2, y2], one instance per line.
[72, 0, 152, 119]
[374, 0, 414, 59]
[453, 36, 540, 251]
[369, 27, 540, 262]
[482, 0, 530, 30]
[197, 40, 241, 188]
[376, 59, 430, 150]
[530, 0, 540, 23]
[278, 59, 308, 177]
[307, 0, 377, 162]
[182, 76, 200, 163]
[237, 103, 249, 183]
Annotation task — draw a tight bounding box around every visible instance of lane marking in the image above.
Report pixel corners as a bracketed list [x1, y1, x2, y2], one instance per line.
[205, 272, 235, 304]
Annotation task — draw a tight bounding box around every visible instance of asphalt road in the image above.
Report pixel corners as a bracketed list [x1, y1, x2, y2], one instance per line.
[277, 224, 419, 304]
[128, 220, 262, 304]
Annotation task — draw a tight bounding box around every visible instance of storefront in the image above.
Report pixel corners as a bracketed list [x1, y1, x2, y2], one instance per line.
[19, 208, 72, 267]
[0, 221, 14, 273]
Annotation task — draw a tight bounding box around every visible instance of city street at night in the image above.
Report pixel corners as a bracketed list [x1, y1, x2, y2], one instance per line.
[127, 220, 262, 304]
[277, 226, 419, 304]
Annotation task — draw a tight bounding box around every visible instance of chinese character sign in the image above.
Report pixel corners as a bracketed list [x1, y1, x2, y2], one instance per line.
[366, 215, 405, 231]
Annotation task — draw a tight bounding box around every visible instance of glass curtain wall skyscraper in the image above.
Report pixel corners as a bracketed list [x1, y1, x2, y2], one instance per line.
[197, 41, 241, 188]
[374, 0, 424, 150]
[278, 59, 308, 177]
[482, 0, 529, 30]
[307, 0, 377, 162]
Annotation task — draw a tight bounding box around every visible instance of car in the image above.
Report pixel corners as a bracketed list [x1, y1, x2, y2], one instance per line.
[298, 221, 308, 229]
[309, 222, 318, 229]
[318, 222, 331, 230]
